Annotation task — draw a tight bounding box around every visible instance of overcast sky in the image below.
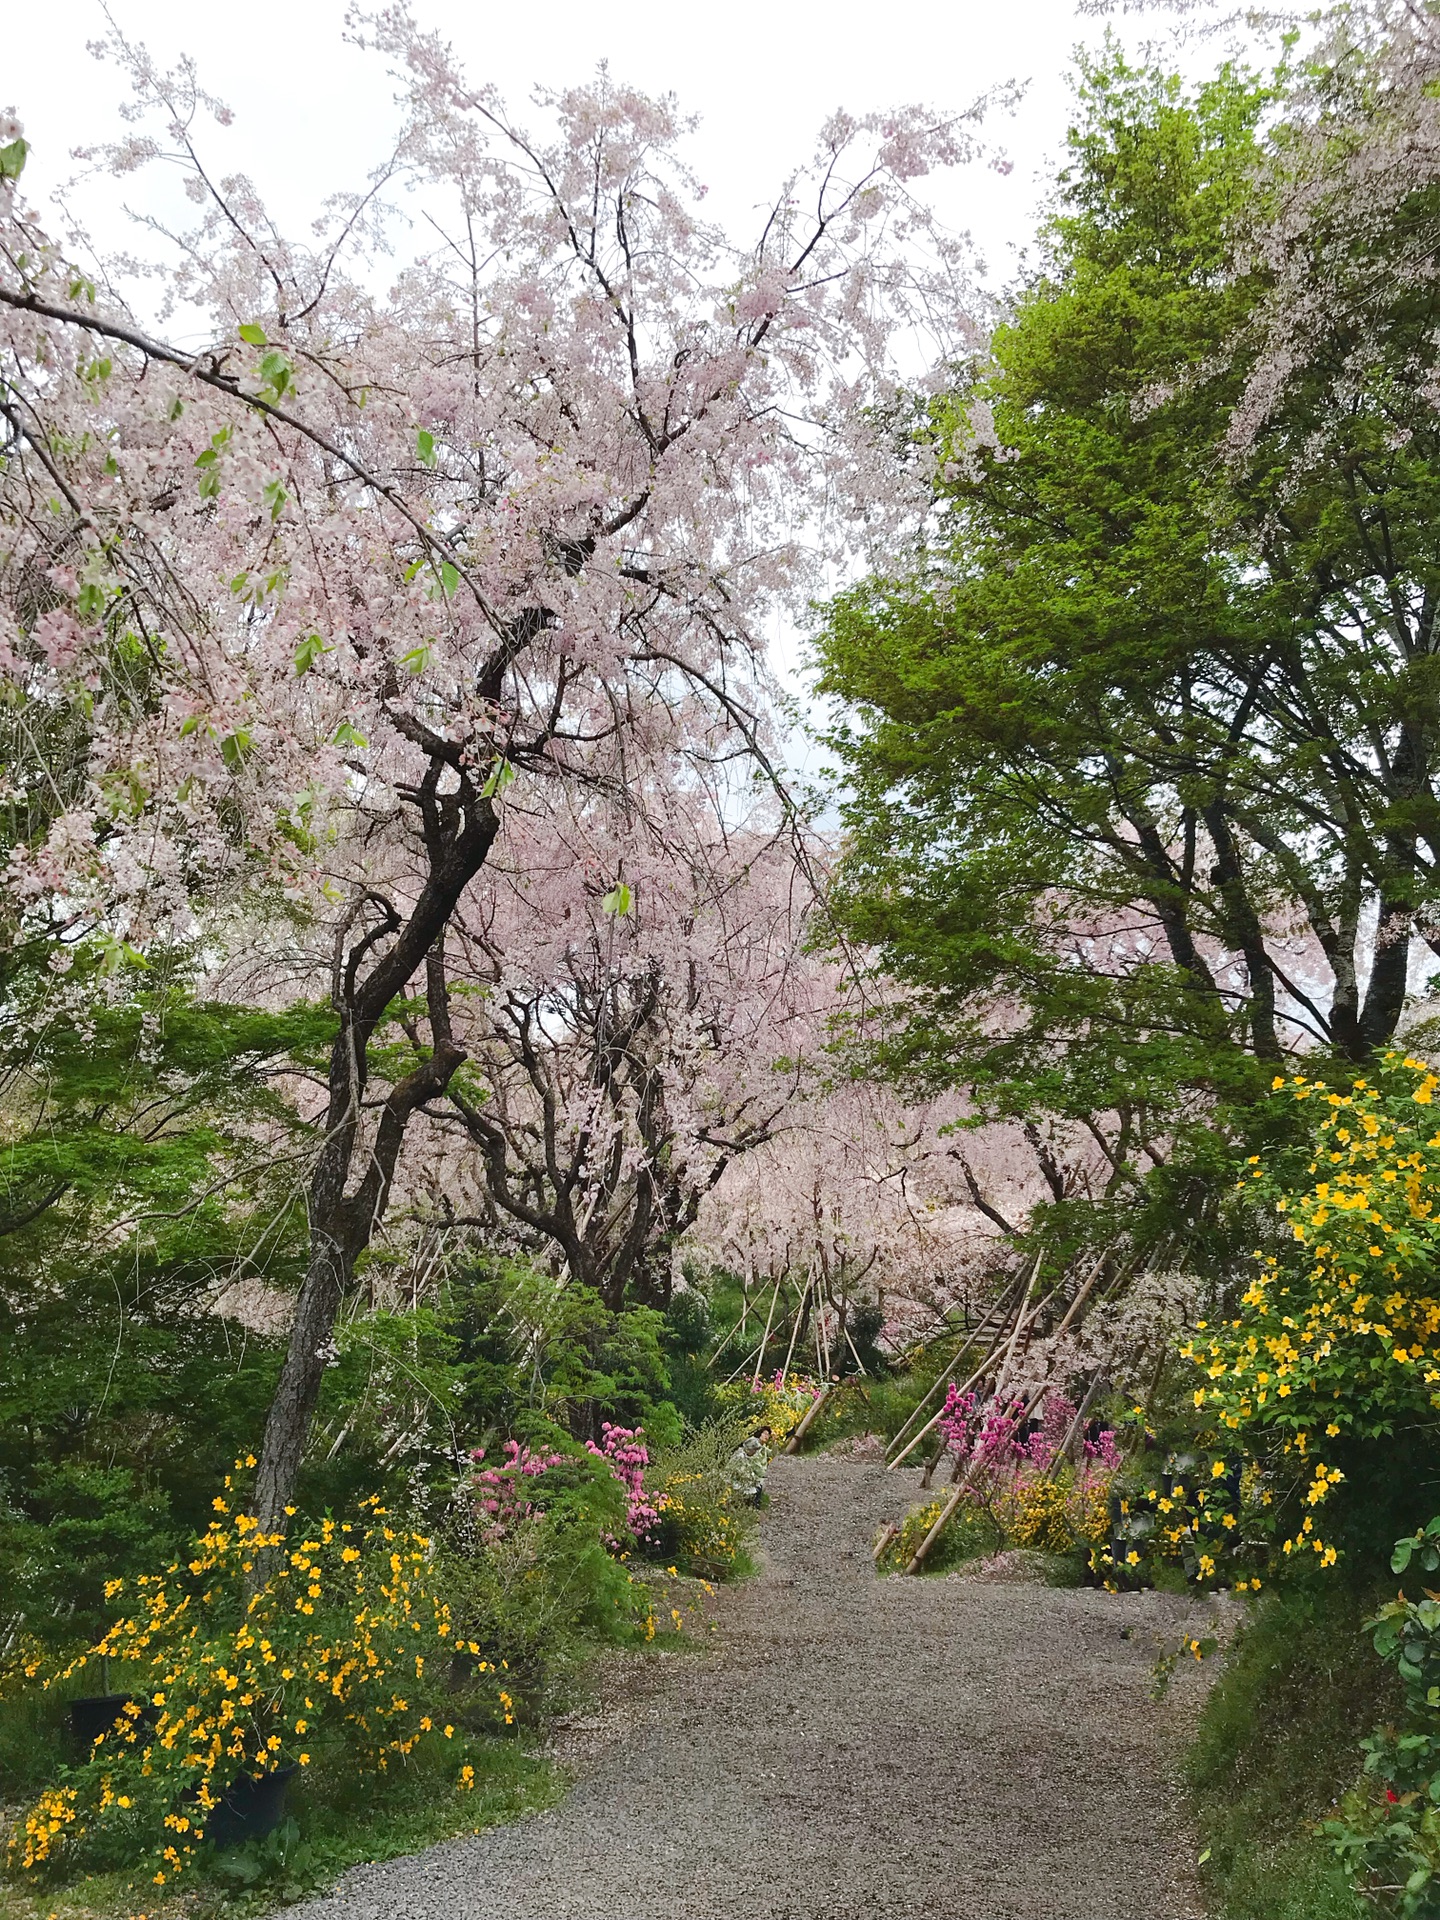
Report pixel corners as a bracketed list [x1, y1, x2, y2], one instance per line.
[3, 0, 1243, 762]
[4, 0, 1231, 296]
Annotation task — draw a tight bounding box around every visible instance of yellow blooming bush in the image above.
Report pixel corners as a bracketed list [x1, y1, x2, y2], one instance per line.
[640, 1415, 760, 1580]
[998, 1474, 1110, 1554]
[1185, 1054, 1440, 1570]
[648, 1472, 745, 1578]
[5, 1469, 506, 1888]
[715, 1370, 822, 1446]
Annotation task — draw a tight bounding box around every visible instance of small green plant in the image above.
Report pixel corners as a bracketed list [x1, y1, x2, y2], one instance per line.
[1323, 1519, 1440, 1917]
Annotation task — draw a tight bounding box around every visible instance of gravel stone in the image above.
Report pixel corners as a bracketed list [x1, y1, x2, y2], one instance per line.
[291, 1454, 1216, 1920]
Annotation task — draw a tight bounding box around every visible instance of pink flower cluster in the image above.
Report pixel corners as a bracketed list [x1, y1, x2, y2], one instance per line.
[937, 1387, 1024, 1480]
[1082, 1427, 1123, 1472]
[938, 1387, 1120, 1477]
[752, 1370, 822, 1399]
[585, 1422, 660, 1539]
[467, 1438, 565, 1544]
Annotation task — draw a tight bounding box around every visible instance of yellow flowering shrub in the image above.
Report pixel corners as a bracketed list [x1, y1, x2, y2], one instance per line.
[1091, 1446, 1274, 1591]
[640, 1416, 759, 1580]
[997, 1474, 1111, 1554]
[648, 1473, 745, 1578]
[1185, 1053, 1440, 1569]
[5, 1469, 506, 1887]
[715, 1371, 822, 1445]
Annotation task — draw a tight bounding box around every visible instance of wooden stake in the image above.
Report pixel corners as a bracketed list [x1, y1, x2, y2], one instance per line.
[783, 1380, 833, 1455]
[887, 1260, 1063, 1471]
[919, 1435, 947, 1488]
[884, 1272, 1027, 1459]
[780, 1274, 811, 1382]
[752, 1273, 784, 1388]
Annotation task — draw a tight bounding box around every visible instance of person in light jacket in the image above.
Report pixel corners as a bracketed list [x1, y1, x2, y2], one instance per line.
[727, 1425, 774, 1507]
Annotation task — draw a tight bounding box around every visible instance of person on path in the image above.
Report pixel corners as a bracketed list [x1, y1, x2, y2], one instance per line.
[727, 1424, 774, 1506]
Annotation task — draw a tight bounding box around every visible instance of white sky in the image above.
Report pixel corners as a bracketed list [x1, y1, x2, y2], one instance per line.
[4, 0, 1238, 298]
[3, 0, 1248, 761]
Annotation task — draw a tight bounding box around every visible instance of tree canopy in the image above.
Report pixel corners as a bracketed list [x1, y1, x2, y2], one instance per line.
[817, 50, 1440, 1195]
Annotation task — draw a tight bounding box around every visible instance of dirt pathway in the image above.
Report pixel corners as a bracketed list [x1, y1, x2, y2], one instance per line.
[294, 1455, 1214, 1920]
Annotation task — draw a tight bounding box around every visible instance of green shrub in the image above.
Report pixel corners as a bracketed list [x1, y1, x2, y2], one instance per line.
[876, 1498, 1001, 1574]
[645, 1416, 757, 1580]
[1189, 1583, 1391, 1920]
[1321, 1518, 1440, 1917]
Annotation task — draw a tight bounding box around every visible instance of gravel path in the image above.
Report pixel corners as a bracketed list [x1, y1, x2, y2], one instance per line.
[294, 1455, 1215, 1920]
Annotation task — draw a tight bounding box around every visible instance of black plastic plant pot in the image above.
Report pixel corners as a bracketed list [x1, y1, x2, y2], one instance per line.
[203, 1764, 300, 1851]
[69, 1694, 160, 1755]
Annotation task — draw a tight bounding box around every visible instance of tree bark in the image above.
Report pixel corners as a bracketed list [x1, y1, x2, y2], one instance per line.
[252, 759, 499, 1534]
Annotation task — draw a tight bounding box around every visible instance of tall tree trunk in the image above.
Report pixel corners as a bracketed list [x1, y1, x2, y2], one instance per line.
[252, 755, 498, 1533]
[1201, 802, 1280, 1059]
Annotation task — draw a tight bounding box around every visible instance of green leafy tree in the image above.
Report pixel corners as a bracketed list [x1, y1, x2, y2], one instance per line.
[0, 978, 329, 1640]
[817, 51, 1440, 1236]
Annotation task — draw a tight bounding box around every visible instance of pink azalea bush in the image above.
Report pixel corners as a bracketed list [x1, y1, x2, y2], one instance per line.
[467, 1440, 567, 1544]
[467, 1428, 661, 1547]
[586, 1424, 660, 1539]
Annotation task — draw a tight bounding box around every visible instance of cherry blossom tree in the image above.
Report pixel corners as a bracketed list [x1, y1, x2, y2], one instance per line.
[427, 813, 818, 1313]
[0, 15, 983, 1522]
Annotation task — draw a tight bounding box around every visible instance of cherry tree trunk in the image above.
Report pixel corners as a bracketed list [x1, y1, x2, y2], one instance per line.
[252, 1129, 354, 1533]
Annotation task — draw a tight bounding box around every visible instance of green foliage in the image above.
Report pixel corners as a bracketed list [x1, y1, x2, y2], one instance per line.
[435, 1260, 682, 1453]
[436, 1526, 619, 1725]
[814, 43, 1440, 1281]
[0, 979, 332, 1646]
[1, 1488, 517, 1889]
[1322, 1519, 1440, 1917]
[1189, 1586, 1387, 1920]
[658, 1289, 720, 1427]
[0, 1725, 555, 1919]
[816, 55, 1280, 1131]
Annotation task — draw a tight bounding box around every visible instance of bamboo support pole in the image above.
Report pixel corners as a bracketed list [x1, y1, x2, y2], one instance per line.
[883, 1269, 1028, 1460]
[784, 1380, 834, 1455]
[751, 1273, 785, 1388]
[780, 1275, 811, 1382]
[994, 1251, 1045, 1392]
[837, 1298, 869, 1377]
[705, 1312, 749, 1371]
[721, 1335, 769, 1388]
[871, 1521, 900, 1564]
[722, 1296, 794, 1389]
[900, 1246, 1115, 1575]
[887, 1258, 1065, 1471]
